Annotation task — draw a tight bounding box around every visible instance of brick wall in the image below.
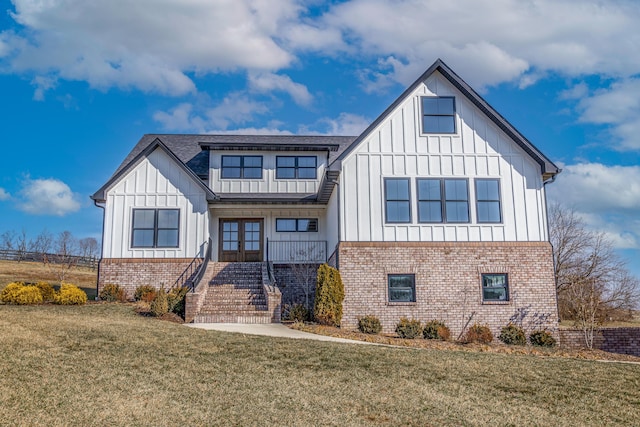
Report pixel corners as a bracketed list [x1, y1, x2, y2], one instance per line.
[273, 264, 319, 309]
[337, 241, 559, 339]
[98, 258, 194, 299]
[559, 328, 640, 357]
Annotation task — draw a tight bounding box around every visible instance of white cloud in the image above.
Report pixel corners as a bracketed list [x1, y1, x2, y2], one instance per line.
[559, 82, 589, 101]
[17, 178, 81, 216]
[248, 72, 313, 106]
[0, 188, 10, 200]
[547, 163, 640, 250]
[314, 113, 370, 136]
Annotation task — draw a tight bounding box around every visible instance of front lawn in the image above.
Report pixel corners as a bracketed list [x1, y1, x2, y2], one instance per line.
[0, 304, 638, 426]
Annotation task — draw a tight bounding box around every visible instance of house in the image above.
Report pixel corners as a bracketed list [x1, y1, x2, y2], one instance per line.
[92, 59, 560, 335]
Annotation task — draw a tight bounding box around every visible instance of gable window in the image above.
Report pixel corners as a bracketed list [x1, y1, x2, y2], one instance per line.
[422, 96, 456, 133]
[276, 156, 317, 179]
[476, 179, 502, 223]
[276, 218, 318, 232]
[131, 209, 179, 248]
[221, 155, 263, 179]
[388, 274, 416, 302]
[384, 178, 411, 223]
[482, 273, 509, 302]
[417, 178, 469, 223]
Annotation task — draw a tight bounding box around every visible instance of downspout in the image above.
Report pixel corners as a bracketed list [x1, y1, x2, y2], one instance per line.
[93, 199, 106, 301]
[542, 171, 561, 325]
[330, 178, 341, 270]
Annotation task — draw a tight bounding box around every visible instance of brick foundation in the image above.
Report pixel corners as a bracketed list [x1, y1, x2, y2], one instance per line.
[559, 328, 640, 357]
[337, 241, 559, 339]
[98, 258, 195, 299]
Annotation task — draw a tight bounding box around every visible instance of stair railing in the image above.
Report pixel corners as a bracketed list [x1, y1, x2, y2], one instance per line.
[173, 238, 212, 292]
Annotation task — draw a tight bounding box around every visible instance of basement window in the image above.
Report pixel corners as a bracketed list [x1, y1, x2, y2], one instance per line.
[482, 273, 509, 302]
[388, 274, 416, 303]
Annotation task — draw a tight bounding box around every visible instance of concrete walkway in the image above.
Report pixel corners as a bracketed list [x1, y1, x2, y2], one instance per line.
[186, 323, 373, 345]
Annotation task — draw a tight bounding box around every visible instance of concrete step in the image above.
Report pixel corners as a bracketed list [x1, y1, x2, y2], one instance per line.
[194, 312, 272, 324]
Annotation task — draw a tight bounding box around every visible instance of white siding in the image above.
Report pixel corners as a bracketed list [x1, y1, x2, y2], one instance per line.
[340, 71, 548, 243]
[103, 148, 209, 258]
[209, 151, 327, 194]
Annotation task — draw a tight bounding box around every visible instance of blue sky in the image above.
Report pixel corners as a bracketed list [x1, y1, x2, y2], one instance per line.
[0, 0, 638, 276]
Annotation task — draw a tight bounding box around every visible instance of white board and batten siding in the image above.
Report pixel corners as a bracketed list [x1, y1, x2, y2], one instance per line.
[208, 151, 327, 194]
[340, 71, 548, 243]
[103, 148, 209, 258]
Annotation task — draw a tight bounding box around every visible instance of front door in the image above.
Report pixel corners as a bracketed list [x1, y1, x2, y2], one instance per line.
[219, 219, 263, 262]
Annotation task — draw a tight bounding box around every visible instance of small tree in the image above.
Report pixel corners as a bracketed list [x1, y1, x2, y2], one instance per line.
[313, 264, 344, 326]
[289, 247, 318, 312]
[31, 229, 54, 263]
[44, 231, 79, 282]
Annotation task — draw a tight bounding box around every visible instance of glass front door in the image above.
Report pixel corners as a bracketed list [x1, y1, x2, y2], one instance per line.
[219, 219, 263, 262]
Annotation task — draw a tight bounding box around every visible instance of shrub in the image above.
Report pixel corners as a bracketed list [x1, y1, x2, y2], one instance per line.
[134, 285, 157, 303]
[423, 320, 451, 341]
[395, 317, 422, 339]
[56, 284, 87, 305]
[99, 284, 127, 302]
[464, 323, 494, 344]
[0, 282, 25, 303]
[498, 323, 527, 345]
[150, 288, 169, 317]
[529, 330, 557, 347]
[14, 286, 44, 305]
[35, 282, 56, 302]
[358, 315, 382, 334]
[313, 264, 345, 327]
[283, 304, 309, 322]
[167, 286, 189, 317]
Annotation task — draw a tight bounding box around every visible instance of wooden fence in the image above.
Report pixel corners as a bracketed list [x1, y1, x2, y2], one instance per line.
[0, 249, 99, 270]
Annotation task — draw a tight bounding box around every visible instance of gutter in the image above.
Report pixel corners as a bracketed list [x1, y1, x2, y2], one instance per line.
[542, 170, 561, 324]
[93, 199, 106, 301]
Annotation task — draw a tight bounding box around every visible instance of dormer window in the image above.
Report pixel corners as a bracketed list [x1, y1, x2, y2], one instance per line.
[276, 156, 317, 179]
[422, 96, 456, 134]
[221, 156, 263, 179]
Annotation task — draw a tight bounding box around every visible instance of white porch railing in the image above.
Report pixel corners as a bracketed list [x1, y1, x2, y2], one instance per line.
[267, 240, 327, 264]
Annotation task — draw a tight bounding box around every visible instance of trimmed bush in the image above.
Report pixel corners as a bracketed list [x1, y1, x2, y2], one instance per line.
[313, 264, 344, 327]
[99, 284, 127, 302]
[529, 330, 557, 347]
[167, 286, 189, 317]
[464, 323, 494, 344]
[423, 320, 451, 341]
[0, 282, 25, 303]
[150, 288, 169, 317]
[56, 284, 87, 305]
[395, 317, 422, 339]
[35, 282, 56, 302]
[499, 323, 527, 345]
[283, 304, 309, 322]
[358, 315, 382, 334]
[134, 285, 157, 303]
[14, 286, 44, 305]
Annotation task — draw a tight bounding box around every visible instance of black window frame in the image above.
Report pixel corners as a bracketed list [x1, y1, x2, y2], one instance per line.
[388, 274, 416, 303]
[131, 208, 180, 248]
[221, 155, 263, 179]
[421, 96, 456, 134]
[417, 178, 470, 223]
[384, 178, 412, 224]
[275, 218, 318, 232]
[275, 156, 317, 180]
[481, 273, 509, 302]
[475, 178, 502, 223]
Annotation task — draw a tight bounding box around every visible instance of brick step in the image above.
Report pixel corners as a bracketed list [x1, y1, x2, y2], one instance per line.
[209, 282, 263, 288]
[194, 313, 272, 324]
[204, 299, 266, 306]
[200, 306, 268, 313]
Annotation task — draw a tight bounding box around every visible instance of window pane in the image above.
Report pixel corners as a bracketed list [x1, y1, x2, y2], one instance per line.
[387, 201, 410, 222]
[243, 156, 262, 167]
[422, 98, 439, 115]
[157, 229, 178, 247]
[477, 180, 499, 201]
[483, 287, 507, 301]
[438, 97, 454, 114]
[418, 179, 440, 200]
[445, 201, 469, 222]
[133, 210, 155, 228]
[157, 209, 179, 229]
[222, 156, 241, 167]
[132, 229, 154, 247]
[437, 116, 455, 133]
[298, 167, 316, 179]
[297, 157, 316, 167]
[388, 275, 415, 302]
[277, 157, 295, 167]
[243, 168, 262, 179]
[277, 168, 296, 179]
[386, 179, 409, 200]
[276, 219, 296, 232]
[390, 289, 414, 302]
[477, 201, 501, 222]
[418, 201, 442, 222]
[445, 180, 468, 201]
[482, 274, 508, 301]
[298, 219, 310, 231]
[423, 116, 439, 133]
[221, 167, 241, 179]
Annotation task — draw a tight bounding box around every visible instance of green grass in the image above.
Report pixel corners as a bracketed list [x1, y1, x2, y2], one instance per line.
[0, 304, 639, 426]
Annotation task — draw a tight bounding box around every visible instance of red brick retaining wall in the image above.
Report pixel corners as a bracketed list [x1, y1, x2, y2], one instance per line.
[98, 258, 194, 299]
[559, 328, 640, 357]
[337, 241, 559, 338]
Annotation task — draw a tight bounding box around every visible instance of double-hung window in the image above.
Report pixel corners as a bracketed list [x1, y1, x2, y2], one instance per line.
[276, 218, 318, 232]
[422, 96, 456, 133]
[388, 274, 416, 302]
[131, 209, 179, 248]
[276, 156, 317, 179]
[417, 178, 469, 223]
[475, 179, 502, 223]
[482, 273, 509, 302]
[221, 155, 263, 179]
[384, 178, 411, 223]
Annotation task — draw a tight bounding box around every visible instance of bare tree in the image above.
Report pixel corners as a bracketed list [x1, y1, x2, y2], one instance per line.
[45, 231, 80, 282]
[289, 247, 319, 313]
[78, 237, 99, 269]
[15, 229, 29, 262]
[549, 203, 640, 347]
[0, 230, 16, 251]
[31, 229, 54, 262]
